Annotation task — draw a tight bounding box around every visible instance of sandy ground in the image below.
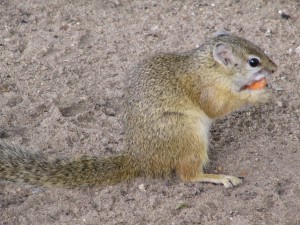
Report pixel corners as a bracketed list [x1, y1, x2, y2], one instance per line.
[0, 0, 299, 224]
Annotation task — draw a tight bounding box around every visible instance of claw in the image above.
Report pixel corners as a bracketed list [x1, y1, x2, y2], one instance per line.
[222, 176, 243, 188]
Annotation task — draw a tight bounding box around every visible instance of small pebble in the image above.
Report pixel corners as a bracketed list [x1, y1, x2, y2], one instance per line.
[281, 13, 291, 20]
[278, 10, 291, 20]
[138, 183, 146, 191]
[295, 46, 300, 56]
[288, 48, 294, 54]
[265, 29, 272, 37]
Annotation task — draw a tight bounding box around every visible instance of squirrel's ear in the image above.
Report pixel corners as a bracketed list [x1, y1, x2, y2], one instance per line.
[213, 43, 235, 67]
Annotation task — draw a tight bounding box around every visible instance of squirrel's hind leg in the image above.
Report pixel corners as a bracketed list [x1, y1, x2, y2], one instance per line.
[176, 158, 242, 188]
[189, 174, 242, 188]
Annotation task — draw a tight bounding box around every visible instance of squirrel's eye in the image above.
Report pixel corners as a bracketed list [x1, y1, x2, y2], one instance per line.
[248, 58, 260, 67]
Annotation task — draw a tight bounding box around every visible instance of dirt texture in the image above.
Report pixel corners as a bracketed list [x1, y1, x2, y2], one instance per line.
[0, 0, 299, 224]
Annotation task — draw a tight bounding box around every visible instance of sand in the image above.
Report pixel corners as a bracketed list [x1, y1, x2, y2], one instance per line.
[0, 0, 299, 224]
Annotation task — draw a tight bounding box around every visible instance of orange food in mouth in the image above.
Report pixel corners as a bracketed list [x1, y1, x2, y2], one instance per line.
[242, 78, 267, 90]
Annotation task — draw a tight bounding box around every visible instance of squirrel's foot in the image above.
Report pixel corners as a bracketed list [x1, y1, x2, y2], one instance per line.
[187, 173, 243, 188]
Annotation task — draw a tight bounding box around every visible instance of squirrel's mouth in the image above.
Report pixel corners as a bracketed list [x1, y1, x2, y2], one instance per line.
[240, 69, 270, 91]
[241, 78, 268, 90]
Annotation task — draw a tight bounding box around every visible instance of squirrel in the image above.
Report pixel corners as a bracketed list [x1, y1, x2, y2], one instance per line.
[0, 33, 277, 188]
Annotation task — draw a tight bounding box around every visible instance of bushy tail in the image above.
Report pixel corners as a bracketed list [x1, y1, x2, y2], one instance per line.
[0, 142, 139, 187]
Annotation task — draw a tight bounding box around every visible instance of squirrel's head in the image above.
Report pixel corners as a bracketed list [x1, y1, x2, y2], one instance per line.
[211, 34, 277, 92]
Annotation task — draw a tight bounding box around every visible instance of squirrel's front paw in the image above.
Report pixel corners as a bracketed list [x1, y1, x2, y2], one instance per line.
[244, 89, 271, 104]
[254, 90, 270, 103]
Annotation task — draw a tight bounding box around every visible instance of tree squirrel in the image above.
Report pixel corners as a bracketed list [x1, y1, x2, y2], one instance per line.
[0, 33, 277, 188]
